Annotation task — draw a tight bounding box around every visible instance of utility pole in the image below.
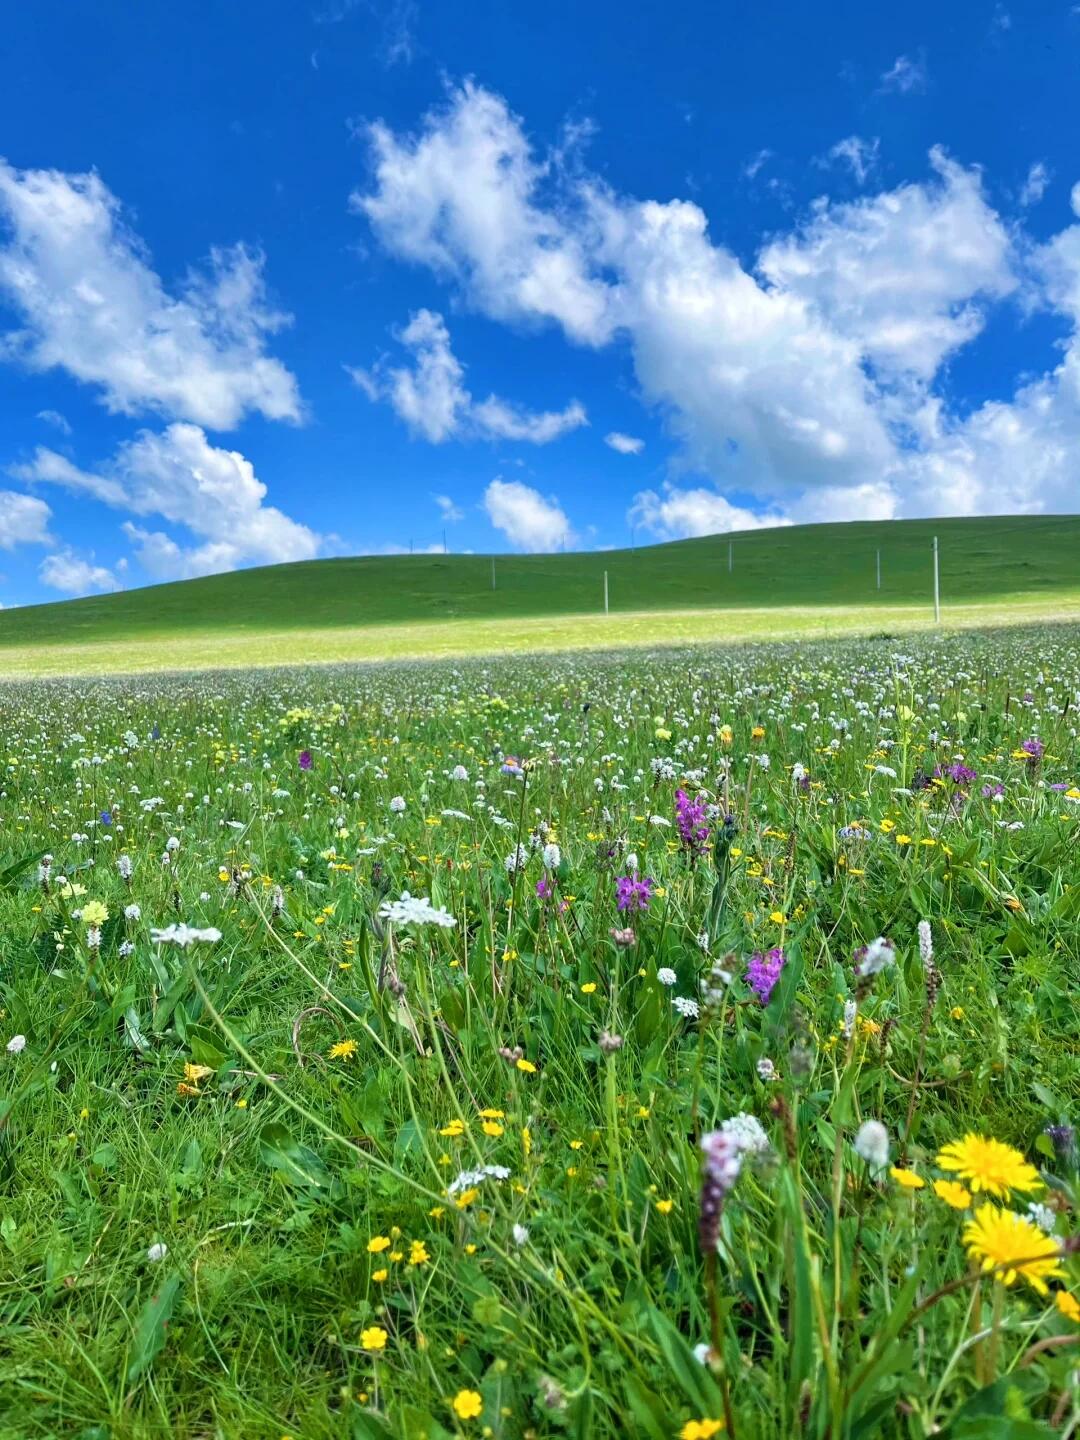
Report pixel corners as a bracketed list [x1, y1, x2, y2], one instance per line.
[603, 570, 609, 615]
[932, 535, 940, 624]
[876, 548, 881, 591]
[491, 557, 496, 592]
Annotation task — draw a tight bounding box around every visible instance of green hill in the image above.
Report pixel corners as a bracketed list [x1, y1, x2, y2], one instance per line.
[2, 514, 1079, 646]
[2, 515, 1079, 676]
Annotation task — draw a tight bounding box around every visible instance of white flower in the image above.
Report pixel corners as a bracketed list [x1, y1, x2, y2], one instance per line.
[657, 967, 677, 987]
[378, 892, 457, 928]
[842, 998, 857, 1037]
[542, 842, 561, 870]
[756, 754, 771, 770]
[917, 920, 933, 965]
[504, 845, 528, 873]
[853, 1120, 890, 1173]
[124, 903, 141, 921]
[756, 1057, 776, 1081]
[625, 851, 639, 872]
[388, 795, 406, 813]
[1027, 1201, 1056, 1234]
[165, 836, 180, 852]
[693, 1343, 712, 1366]
[721, 1112, 770, 1155]
[874, 764, 897, 778]
[451, 765, 469, 780]
[512, 1223, 530, 1247]
[447, 1165, 511, 1197]
[855, 937, 896, 978]
[149, 924, 222, 948]
[6, 1034, 26, 1054]
[672, 996, 700, 1019]
[146, 1242, 168, 1263]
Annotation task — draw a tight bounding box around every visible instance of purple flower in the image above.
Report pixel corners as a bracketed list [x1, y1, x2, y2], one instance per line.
[1022, 738, 1044, 759]
[674, 788, 710, 859]
[615, 874, 654, 912]
[99, 811, 113, 826]
[746, 947, 786, 1004]
[698, 1130, 742, 1252]
[298, 749, 313, 771]
[936, 761, 977, 786]
[535, 877, 552, 900]
[981, 782, 1005, 799]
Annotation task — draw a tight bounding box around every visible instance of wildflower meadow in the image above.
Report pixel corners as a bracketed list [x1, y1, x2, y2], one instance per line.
[0, 628, 1078, 1440]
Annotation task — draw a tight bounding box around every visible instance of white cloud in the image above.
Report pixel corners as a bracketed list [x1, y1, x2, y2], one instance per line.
[0, 161, 301, 428]
[351, 308, 586, 443]
[356, 82, 1080, 530]
[13, 423, 319, 580]
[629, 485, 789, 539]
[484, 477, 572, 551]
[353, 84, 613, 345]
[879, 54, 927, 94]
[823, 136, 880, 185]
[605, 431, 644, 455]
[759, 148, 1015, 382]
[743, 149, 773, 180]
[1019, 161, 1050, 208]
[433, 492, 464, 522]
[35, 408, 71, 434]
[39, 549, 118, 595]
[0, 490, 52, 549]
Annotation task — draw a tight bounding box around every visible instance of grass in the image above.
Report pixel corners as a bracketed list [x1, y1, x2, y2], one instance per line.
[2, 515, 1080, 677]
[0, 629, 1077, 1438]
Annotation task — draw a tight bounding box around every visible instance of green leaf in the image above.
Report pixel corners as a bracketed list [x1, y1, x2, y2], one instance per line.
[258, 1122, 332, 1191]
[126, 1273, 181, 1383]
[187, 1023, 228, 1068]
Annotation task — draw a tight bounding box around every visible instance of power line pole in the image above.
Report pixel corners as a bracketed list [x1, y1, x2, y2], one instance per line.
[932, 535, 940, 624]
[603, 570, 609, 615]
[876, 548, 881, 591]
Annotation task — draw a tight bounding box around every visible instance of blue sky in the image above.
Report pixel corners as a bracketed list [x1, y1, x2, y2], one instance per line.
[1, 0, 1079, 604]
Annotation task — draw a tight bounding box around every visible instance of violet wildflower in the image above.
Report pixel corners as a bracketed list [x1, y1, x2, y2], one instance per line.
[746, 946, 785, 1005]
[981, 782, 1005, 800]
[698, 1130, 742, 1252]
[535, 877, 552, 900]
[936, 761, 977, 786]
[1022, 737, 1045, 759]
[298, 749, 313, 771]
[615, 874, 654, 912]
[674, 788, 710, 860]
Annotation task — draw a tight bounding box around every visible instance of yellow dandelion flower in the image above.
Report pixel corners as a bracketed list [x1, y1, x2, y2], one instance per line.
[681, 1420, 725, 1440]
[962, 1205, 1064, 1294]
[481, 1120, 504, 1137]
[656, 1199, 674, 1215]
[439, 1118, 466, 1137]
[891, 1167, 926, 1189]
[516, 1058, 536, 1073]
[451, 1389, 483, 1420]
[360, 1325, 388, 1351]
[580, 982, 597, 994]
[933, 1179, 972, 1210]
[1056, 1290, 1080, 1323]
[408, 1240, 430, 1266]
[367, 1235, 391, 1254]
[328, 1038, 358, 1061]
[372, 1267, 388, 1282]
[937, 1134, 1043, 1199]
[478, 1108, 504, 1119]
[183, 1062, 214, 1083]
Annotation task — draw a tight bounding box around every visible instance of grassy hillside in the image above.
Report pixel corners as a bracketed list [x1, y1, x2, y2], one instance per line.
[1, 515, 1078, 652]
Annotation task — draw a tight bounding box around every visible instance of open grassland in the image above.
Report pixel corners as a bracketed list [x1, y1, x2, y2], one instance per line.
[1, 515, 1079, 678]
[0, 628, 1078, 1439]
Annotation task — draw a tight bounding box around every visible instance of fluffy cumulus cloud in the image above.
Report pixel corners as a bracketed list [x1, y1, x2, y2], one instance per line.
[484, 477, 572, 550]
[13, 423, 320, 580]
[351, 308, 586, 443]
[0, 161, 301, 428]
[0, 489, 52, 549]
[39, 549, 118, 595]
[354, 82, 1080, 534]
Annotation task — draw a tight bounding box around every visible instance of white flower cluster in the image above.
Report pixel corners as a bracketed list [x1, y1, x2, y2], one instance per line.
[378, 891, 457, 928]
[149, 924, 223, 948]
[447, 1164, 512, 1197]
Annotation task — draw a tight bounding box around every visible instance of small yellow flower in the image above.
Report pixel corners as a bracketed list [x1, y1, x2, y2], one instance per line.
[481, 1120, 504, 1137]
[655, 728, 672, 741]
[478, 1108, 504, 1119]
[408, 1240, 430, 1266]
[81, 899, 109, 927]
[452, 1389, 483, 1420]
[656, 1199, 674, 1215]
[516, 1058, 536, 1074]
[891, 1167, 926, 1190]
[950, 1006, 966, 1020]
[751, 725, 765, 740]
[769, 910, 786, 925]
[360, 1325, 388, 1351]
[1056, 1290, 1080, 1323]
[183, 1062, 213, 1083]
[372, 1268, 388, 1283]
[933, 1179, 972, 1209]
[367, 1235, 391, 1254]
[328, 1038, 358, 1061]
[895, 834, 912, 846]
[681, 1420, 725, 1440]
[440, 1118, 467, 1137]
